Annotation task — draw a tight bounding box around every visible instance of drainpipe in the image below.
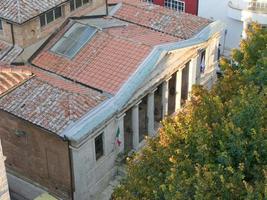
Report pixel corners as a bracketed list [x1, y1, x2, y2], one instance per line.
[106, 0, 109, 16]
[0, 22, 15, 60]
[67, 139, 75, 200]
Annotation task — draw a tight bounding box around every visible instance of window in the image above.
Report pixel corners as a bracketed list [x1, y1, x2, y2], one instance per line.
[95, 133, 104, 160]
[0, 19, 3, 31]
[164, 0, 185, 12]
[55, 7, 62, 19]
[70, 0, 91, 11]
[200, 50, 206, 74]
[50, 23, 97, 58]
[40, 6, 62, 27]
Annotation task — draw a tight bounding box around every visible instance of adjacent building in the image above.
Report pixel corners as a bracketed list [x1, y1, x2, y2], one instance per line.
[198, 0, 267, 56]
[0, 0, 224, 199]
[146, 0, 267, 56]
[142, 0, 199, 15]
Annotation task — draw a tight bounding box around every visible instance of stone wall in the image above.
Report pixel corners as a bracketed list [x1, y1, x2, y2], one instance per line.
[0, 140, 10, 200]
[0, 110, 72, 199]
[72, 117, 120, 200]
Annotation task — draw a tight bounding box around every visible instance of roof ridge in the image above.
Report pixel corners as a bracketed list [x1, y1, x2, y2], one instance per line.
[16, 0, 22, 23]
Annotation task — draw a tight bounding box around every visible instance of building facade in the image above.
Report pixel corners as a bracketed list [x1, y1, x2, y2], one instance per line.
[0, 1, 224, 199]
[0, 0, 106, 48]
[147, 0, 199, 15]
[198, 0, 267, 56]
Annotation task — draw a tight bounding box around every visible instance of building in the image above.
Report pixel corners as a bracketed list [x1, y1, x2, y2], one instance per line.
[198, 0, 267, 56]
[149, 0, 199, 15]
[0, 0, 107, 64]
[0, 0, 224, 199]
[0, 0, 107, 48]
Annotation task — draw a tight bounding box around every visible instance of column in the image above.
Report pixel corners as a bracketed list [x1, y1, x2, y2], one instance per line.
[196, 54, 201, 84]
[116, 114, 125, 153]
[175, 70, 182, 111]
[162, 79, 169, 118]
[147, 89, 156, 136]
[132, 104, 140, 150]
[188, 57, 198, 99]
[242, 20, 249, 39]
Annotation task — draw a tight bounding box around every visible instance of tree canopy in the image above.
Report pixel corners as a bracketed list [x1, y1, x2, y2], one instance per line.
[113, 24, 267, 200]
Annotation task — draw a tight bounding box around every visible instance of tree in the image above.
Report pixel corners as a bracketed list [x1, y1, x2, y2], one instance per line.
[113, 24, 267, 199]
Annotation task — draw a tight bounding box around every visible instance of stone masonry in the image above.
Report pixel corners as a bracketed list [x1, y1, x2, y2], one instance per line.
[0, 140, 10, 200]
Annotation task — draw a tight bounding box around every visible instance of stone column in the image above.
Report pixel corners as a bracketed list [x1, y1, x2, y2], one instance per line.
[242, 20, 249, 39]
[147, 89, 156, 136]
[162, 79, 169, 118]
[196, 54, 202, 84]
[175, 70, 182, 111]
[116, 114, 125, 153]
[132, 103, 140, 150]
[188, 57, 198, 99]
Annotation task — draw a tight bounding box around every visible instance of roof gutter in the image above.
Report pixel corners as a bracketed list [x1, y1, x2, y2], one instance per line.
[61, 20, 226, 145]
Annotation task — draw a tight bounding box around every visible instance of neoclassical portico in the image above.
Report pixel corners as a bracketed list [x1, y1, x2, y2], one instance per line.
[121, 55, 202, 152]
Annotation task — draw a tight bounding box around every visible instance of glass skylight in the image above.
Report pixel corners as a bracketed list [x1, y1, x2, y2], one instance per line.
[51, 23, 97, 59]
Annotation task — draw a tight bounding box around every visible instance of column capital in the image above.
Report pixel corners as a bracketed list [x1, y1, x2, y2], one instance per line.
[165, 76, 172, 82]
[149, 87, 158, 94]
[133, 100, 142, 107]
[116, 113, 126, 120]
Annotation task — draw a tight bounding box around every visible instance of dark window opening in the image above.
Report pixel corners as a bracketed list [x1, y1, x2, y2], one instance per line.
[70, 0, 91, 11]
[46, 10, 54, 24]
[55, 7, 62, 19]
[200, 50, 206, 74]
[40, 6, 63, 27]
[76, 0, 82, 8]
[0, 19, 3, 31]
[70, 0, 75, 11]
[40, 14, 46, 27]
[95, 133, 104, 160]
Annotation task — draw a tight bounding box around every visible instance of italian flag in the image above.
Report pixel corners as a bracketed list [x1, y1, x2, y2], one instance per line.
[116, 127, 122, 147]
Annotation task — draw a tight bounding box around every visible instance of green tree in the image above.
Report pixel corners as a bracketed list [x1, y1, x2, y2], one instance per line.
[113, 24, 267, 200]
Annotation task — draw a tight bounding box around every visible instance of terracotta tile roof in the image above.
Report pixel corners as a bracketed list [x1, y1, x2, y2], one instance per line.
[0, 66, 107, 135]
[32, 19, 178, 94]
[0, 40, 23, 64]
[0, 66, 32, 95]
[112, 1, 211, 39]
[0, 41, 11, 60]
[0, 0, 67, 24]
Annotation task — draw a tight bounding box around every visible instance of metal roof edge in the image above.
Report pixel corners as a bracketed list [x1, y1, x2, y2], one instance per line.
[62, 20, 226, 145]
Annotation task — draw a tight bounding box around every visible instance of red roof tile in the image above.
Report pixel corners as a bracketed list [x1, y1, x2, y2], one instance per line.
[32, 19, 178, 94]
[0, 40, 23, 64]
[0, 66, 32, 95]
[0, 65, 107, 134]
[0, 0, 67, 24]
[113, 1, 211, 39]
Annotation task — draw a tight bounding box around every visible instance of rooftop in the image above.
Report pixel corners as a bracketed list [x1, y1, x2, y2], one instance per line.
[32, 17, 179, 94]
[0, 66, 32, 96]
[112, 1, 211, 39]
[0, 66, 107, 134]
[32, 1, 210, 95]
[0, 0, 67, 24]
[0, 41, 23, 64]
[0, 1, 214, 137]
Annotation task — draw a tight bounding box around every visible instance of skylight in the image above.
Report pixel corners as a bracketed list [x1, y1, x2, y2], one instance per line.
[51, 23, 97, 59]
